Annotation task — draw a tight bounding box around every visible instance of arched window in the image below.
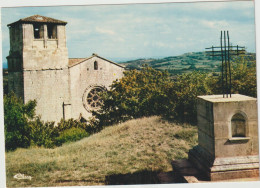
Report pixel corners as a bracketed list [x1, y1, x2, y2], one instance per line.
[94, 61, 98, 70]
[231, 113, 246, 137]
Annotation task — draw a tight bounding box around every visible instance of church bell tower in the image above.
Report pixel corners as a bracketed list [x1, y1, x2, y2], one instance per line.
[7, 15, 71, 122]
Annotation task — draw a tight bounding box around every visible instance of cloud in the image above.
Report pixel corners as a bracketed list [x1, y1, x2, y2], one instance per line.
[189, 1, 254, 12]
[95, 27, 115, 35]
[153, 41, 175, 49]
[200, 20, 229, 29]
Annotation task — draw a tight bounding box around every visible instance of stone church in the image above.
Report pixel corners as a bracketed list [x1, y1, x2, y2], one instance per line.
[7, 15, 125, 122]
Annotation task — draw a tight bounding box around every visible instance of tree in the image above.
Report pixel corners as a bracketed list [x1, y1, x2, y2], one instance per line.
[210, 56, 257, 97]
[166, 71, 214, 123]
[4, 93, 36, 151]
[231, 56, 257, 97]
[93, 66, 172, 126]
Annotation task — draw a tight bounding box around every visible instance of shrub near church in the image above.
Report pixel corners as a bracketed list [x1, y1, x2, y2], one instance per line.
[4, 93, 91, 151]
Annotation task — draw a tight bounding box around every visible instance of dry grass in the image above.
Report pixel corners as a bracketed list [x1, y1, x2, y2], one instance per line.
[5, 116, 197, 187]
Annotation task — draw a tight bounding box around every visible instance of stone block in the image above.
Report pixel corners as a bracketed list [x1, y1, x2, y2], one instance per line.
[198, 130, 215, 156]
[214, 122, 229, 139]
[210, 169, 259, 181]
[197, 115, 214, 138]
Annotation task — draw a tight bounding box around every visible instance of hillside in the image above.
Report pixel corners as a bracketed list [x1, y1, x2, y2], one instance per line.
[5, 116, 197, 187]
[121, 52, 256, 75]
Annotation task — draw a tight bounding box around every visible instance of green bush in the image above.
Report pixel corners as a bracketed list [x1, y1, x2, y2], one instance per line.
[29, 117, 58, 148]
[230, 56, 256, 97]
[55, 127, 89, 146]
[165, 71, 214, 123]
[4, 93, 90, 150]
[93, 66, 211, 126]
[30, 118, 91, 148]
[210, 56, 256, 97]
[57, 118, 87, 132]
[4, 93, 36, 151]
[57, 117, 99, 134]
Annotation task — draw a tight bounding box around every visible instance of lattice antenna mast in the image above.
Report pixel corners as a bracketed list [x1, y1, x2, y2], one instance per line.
[206, 31, 245, 98]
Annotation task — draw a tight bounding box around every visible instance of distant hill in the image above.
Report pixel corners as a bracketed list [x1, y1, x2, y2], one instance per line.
[121, 52, 256, 75]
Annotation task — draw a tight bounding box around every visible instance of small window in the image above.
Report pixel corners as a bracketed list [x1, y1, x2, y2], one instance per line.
[231, 113, 246, 137]
[33, 24, 44, 39]
[94, 61, 98, 70]
[47, 24, 57, 39]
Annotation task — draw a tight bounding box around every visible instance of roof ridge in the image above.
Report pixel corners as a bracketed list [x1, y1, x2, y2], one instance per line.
[93, 54, 125, 68]
[8, 14, 67, 26]
[68, 56, 92, 67]
[68, 54, 125, 69]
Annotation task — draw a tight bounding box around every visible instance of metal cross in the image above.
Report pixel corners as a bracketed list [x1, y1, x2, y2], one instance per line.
[206, 31, 245, 98]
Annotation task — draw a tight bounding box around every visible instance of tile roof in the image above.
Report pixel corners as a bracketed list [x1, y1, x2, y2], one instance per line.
[69, 58, 88, 67]
[8, 15, 67, 26]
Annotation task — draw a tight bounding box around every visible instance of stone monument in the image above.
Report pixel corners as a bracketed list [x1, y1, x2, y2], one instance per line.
[189, 94, 259, 181]
[172, 94, 259, 182]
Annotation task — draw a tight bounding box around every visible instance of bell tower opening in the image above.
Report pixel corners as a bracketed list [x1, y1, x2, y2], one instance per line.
[47, 24, 57, 39]
[33, 24, 44, 39]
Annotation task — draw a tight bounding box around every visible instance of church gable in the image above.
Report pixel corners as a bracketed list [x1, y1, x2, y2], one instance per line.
[68, 53, 125, 69]
[68, 54, 125, 120]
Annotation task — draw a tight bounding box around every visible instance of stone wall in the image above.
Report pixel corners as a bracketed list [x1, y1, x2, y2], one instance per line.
[22, 24, 68, 70]
[8, 72, 24, 99]
[9, 24, 23, 53]
[197, 98, 215, 156]
[7, 24, 24, 99]
[21, 23, 70, 122]
[23, 68, 70, 122]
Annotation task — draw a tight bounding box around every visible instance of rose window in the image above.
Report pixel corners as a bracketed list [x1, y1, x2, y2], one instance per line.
[87, 88, 103, 108]
[83, 86, 105, 111]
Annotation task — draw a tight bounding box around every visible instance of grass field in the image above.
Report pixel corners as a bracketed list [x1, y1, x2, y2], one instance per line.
[5, 116, 197, 187]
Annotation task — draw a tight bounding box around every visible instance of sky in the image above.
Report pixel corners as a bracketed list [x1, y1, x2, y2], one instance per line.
[1, 0, 256, 65]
